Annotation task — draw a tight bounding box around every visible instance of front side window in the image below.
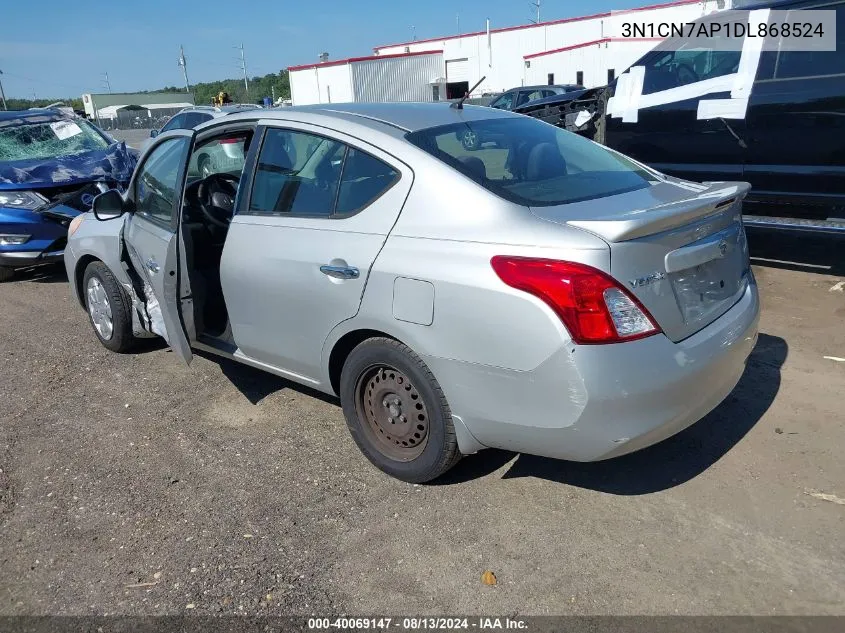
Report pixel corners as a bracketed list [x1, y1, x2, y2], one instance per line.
[641, 47, 741, 95]
[517, 90, 545, 107]
[160, 113, 187, 133]
[249, 128, 398, 217]
[188, 134, 250, 179]
[490, 92, 515, 110]
[135, 137, 189, 224]
[406, 117, 656, 206]
[0, 118, 110, 162]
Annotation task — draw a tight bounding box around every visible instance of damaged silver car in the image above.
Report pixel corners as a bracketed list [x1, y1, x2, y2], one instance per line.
[65, 103, 759, 483]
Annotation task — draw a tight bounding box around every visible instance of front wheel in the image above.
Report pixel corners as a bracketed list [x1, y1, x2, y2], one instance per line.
[340, 337, 462, 483]
[82, 261, 135, 353]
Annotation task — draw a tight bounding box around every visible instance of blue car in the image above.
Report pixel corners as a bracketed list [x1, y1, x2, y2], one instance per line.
[0, 109, 136, 281]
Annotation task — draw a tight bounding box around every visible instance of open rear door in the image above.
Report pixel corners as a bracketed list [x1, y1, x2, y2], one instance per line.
[122, 129, 195, 364]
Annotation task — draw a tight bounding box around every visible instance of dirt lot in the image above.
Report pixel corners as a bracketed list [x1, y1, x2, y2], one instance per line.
[0, 230, 843, 616]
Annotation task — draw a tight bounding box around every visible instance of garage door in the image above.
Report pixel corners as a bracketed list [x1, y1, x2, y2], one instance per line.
[446, 59, 470, 82]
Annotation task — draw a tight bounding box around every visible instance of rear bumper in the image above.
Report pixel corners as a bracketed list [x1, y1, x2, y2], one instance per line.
[424, 275, 760, 462]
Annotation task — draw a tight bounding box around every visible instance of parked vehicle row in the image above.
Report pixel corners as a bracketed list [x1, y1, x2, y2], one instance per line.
[63, 102, 758, 483]
[515, 0, 845, 232]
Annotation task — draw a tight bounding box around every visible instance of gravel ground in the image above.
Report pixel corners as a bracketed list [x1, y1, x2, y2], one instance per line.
[0, 230, 843, 616]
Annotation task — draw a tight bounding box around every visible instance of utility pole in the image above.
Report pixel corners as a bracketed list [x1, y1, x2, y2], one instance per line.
[101, 72, 112, 93]
[411, 25, 417, 41]
[456, 13, 460, 35]
[0, 69, 7, 110]
[178, 45, 191, 93]
[236, 43, 249, 98]
[529, 0, 541, 24]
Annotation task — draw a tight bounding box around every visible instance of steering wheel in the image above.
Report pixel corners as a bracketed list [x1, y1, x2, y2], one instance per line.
[197, 172, 239, 229]
[675, 63, 699, 86]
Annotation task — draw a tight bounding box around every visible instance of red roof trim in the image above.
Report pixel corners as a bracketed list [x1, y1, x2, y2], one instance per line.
[524, 38, 609, 59]
[372, 0, 701, 52]
[523, 36, 663, 59]
[288, 49, 442, 72]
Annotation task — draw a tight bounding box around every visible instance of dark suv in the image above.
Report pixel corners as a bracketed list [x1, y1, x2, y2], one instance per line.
[516, 0, 845, 231]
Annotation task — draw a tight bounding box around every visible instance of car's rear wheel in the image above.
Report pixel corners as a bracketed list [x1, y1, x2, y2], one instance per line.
[340, 337, 461, 483]
[82, 261, 135, 353]
[0, 266, 13, 283]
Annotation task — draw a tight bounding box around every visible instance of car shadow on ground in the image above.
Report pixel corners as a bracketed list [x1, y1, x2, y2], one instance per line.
[434, 333, 788, 493]
[199, 349, 338, 407]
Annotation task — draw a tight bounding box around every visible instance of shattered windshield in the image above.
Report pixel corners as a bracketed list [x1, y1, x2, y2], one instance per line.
[0, 118, 110, 162]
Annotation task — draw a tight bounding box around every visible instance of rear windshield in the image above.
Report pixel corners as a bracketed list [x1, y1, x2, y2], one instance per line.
[0, 118, 110, 162]
[406, 117, 656, 206]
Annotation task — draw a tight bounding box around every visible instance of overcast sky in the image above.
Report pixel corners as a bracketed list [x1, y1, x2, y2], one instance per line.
[2, 0, 669, 99]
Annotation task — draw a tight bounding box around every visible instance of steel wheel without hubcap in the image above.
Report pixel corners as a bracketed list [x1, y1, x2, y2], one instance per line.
[87, 277, 114, 340]
[356, 365, 430, 462]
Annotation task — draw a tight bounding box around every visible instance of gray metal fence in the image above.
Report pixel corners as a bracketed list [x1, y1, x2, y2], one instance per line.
[94, 107, 183, 131]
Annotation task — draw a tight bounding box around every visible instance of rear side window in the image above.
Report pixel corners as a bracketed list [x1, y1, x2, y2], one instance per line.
[248, 128, 398, 217]
[335, 149, 399, 215]
[774, 6, 845, 78]
[406, 117, 655, 206]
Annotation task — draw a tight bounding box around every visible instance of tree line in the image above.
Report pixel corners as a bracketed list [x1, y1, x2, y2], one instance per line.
[4, 71, 292, 112]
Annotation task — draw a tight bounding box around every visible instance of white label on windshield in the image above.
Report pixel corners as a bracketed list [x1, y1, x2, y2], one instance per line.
[50, 120, 83, 140]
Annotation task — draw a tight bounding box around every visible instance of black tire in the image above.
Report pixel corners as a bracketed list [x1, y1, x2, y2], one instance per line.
[339, 337, 462, 483]
[0, 266, 13, 283]
[82, 261, 135, 353]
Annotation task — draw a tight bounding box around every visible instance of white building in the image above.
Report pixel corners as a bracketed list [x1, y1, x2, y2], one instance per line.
[289, 51, 445, 106]
[375, 0, 732, 95]
[289, 0, 731, 106]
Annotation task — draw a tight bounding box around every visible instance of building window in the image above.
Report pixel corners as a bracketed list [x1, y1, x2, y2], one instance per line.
[607, 68, 615, 83]
[576, 71, 584, 86]
[547, 73, 554, 85]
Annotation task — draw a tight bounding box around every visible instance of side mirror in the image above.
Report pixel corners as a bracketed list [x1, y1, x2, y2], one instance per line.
[150, 129, 159, 138]
[92, 189, 125, 221]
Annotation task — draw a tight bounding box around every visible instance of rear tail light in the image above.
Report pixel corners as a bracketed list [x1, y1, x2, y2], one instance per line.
[219, 138, 241, 144]
[490, 256, 660, 344]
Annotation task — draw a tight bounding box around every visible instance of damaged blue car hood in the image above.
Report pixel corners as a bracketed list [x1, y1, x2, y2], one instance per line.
[0, 141, 136, 191]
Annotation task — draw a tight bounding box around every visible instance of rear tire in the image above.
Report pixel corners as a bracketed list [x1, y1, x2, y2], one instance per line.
[339, 337, 461, 483]
[0, 266, 13, 283]
[82, 261, 135, 353]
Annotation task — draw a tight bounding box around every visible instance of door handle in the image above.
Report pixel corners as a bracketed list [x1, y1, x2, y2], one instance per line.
[320, 264, 359, 280]
[145, 257, 160, 273]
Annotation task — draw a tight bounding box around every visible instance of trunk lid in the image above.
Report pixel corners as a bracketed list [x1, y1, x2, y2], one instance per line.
[530, 179, 752, 342]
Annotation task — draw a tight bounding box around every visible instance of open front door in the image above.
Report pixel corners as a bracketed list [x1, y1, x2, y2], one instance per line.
[122, 130, 195, 364]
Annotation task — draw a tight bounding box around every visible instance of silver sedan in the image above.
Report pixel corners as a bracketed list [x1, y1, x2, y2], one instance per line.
[64, 103, 759, 483]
